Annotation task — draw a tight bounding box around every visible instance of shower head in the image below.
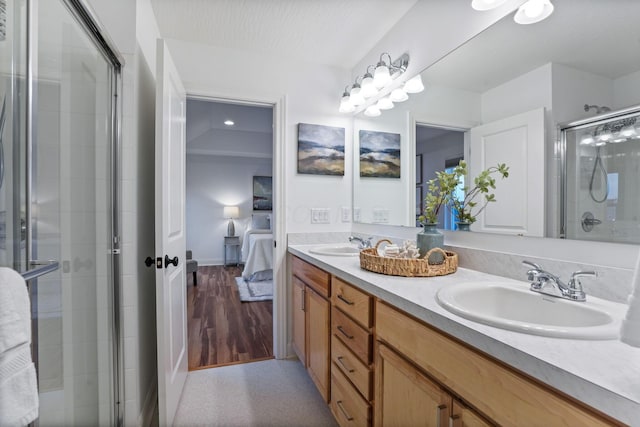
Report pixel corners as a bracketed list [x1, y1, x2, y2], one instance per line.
[584, 104, 611, 115]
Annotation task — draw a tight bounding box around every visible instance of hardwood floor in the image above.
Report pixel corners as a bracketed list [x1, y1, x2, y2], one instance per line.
[187, 265, 273, 370]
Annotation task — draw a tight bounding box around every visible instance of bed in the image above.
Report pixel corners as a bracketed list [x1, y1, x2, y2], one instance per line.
[241, 214, 273, 282]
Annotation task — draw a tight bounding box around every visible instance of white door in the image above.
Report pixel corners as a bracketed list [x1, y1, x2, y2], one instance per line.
[469, 107, 545, 236]
[155, 39, 188, 426]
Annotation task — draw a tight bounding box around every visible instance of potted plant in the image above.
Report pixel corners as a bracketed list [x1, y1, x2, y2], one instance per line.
[416, 170, 459, 260]
[449, 160, 509, 230]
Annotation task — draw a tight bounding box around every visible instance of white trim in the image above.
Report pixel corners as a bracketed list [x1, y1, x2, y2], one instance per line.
[138, 379, 158, 427]
[186, 149, 272, 159]
[273, 95, 288, 359]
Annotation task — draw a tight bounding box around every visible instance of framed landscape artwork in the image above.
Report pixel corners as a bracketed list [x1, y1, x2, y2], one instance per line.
[359, 130, 401, 178]
[253, 176, 272, 211]
[297, 123, 345, 175]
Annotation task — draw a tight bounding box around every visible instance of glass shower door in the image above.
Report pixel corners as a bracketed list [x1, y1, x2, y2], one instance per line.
[563, 108, 640, 244]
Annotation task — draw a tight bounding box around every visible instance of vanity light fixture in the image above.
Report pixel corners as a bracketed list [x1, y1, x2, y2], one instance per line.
[338, 52, 410, 116]
[364, 105, 381, 117]
[376, 96, 394, 110]
[514, 0, 554, 25]
[471, 0, 508, 11]
[403, 74, 425, 94]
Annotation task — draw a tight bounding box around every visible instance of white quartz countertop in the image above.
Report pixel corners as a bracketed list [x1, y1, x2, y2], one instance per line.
[288, 243, 640, 425]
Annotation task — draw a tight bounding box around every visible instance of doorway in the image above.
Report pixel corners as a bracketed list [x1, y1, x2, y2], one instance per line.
[184, 98, 275, 370]
[415, 123, 465, 229]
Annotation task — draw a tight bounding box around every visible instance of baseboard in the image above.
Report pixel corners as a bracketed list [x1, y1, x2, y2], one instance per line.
[138, 379, 157, 427]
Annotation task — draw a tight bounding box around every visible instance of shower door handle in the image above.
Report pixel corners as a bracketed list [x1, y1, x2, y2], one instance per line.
[22, 260, 60, 282]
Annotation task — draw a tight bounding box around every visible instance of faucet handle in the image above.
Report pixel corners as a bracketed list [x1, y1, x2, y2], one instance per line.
[568, 270, 597, 287]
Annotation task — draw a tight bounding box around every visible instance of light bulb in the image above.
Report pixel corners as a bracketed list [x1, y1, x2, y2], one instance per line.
[621, 125, 636, 138]
[373, 63, 391, 88]
[389, 87, 408, 102]
[376, 97, 394, 110]
[598, 132, 612, 142]
[514, 0, 554, 24]
[579, 134, 594, 146]
[339, 98, 355, 113]
[403, 74, 425, 94]
[471, 0, 508, 11]
[364, 105, 381, 117]
[350, 85, 365, 106]
[361, 74, 378, 98]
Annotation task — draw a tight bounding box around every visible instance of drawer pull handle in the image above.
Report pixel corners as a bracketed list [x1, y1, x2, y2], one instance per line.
[337, 294, 355, 305]
[436, 404, 448, 427]
[301, 288, 306, 311]
[337, 325, 354, 340]
[336, 400, 354, 421]
[337, 356, 355, 373]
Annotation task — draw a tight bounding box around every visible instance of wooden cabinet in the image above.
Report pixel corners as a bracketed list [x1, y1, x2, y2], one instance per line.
[375, 343, 450, 427]
[375, 301, 617, 427]
[330, 276, 374, 427]
[291, 277, 306, 363]
[291, 256, 331, 402]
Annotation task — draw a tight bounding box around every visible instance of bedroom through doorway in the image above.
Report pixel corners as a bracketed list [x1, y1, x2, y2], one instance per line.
[184, 98, 275, 370]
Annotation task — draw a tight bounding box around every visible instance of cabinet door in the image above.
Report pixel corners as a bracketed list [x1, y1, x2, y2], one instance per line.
[451, 400, 493, 427]
[307, 286, 331, 402]
[375, 343, 450, 427]
[292, 277, 306, 365]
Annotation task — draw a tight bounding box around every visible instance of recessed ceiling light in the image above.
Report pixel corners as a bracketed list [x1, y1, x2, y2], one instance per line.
[224, 120, 235, 126]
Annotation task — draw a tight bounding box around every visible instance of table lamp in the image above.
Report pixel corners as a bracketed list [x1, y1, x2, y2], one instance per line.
[223, 206, 240, 236]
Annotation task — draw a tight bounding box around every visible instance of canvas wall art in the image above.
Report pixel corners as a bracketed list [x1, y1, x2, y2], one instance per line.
[297, 123, 345, 175]
[359, 130, 401, 178]
[253, 176, 272, 211]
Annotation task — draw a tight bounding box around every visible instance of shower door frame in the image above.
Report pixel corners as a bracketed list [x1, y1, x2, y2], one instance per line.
[559, 104, 640, 241]
[24, 0, 124, 424]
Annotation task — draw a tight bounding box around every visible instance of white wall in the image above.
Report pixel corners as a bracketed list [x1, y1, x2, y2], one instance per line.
[614, 70, 640, 110]
[166, 38, 354, 233]
[186, 154, 272, 264]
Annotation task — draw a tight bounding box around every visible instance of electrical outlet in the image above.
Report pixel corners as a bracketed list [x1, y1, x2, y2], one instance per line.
[373, 208, 390, 223]
[353, 208, 361, 222]
[341, 207, 351, 222]
[311, 208, 330, 224]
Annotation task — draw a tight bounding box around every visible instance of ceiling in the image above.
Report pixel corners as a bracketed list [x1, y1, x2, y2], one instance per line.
[149, 0, 418, 69]
[422, 0, 640, 93]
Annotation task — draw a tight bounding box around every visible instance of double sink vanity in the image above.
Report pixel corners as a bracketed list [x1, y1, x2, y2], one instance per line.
[288, 240, 639, 426]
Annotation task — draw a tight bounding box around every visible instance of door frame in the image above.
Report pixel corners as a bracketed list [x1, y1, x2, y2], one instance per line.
[185, 91, 287, 359]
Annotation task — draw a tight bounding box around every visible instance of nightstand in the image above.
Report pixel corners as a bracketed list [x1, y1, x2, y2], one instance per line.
[224, 236, 241, 266]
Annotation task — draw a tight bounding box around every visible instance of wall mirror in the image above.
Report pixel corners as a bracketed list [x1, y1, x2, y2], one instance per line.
[352, 0, 640, 243]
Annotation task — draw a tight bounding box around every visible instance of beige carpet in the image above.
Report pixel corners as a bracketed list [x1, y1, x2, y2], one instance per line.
[173, 358, 338, 426]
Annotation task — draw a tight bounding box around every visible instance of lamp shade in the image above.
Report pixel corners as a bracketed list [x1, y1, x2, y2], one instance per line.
[223, 206, 240, 219]
[403, 74, 425, 94]
[389, 87, 408, 102]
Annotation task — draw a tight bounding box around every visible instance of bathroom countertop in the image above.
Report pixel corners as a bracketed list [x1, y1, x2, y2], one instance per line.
[288, 243, 640, 425]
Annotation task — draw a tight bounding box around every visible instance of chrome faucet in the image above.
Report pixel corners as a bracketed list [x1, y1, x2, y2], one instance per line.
[348, 236, 373, 249]
[522, 260, 597, 302]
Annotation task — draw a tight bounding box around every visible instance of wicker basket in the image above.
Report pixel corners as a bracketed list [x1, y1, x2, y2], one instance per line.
[359, 239, 458, 277]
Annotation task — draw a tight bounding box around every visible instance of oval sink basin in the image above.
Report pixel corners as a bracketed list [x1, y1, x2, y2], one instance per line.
[309, 245, 360, 256]
[437, 281, 622, 340]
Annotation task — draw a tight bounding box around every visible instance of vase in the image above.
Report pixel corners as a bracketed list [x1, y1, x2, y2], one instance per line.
[417, 223, 444, 263]
[456, 222, 471, 231]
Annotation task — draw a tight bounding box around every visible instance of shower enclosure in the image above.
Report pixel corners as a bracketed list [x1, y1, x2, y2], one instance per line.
[1, 0, 122, 425]
[562, 106, 640, 244]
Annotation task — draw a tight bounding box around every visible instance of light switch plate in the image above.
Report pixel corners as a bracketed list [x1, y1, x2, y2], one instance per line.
[311, 208, 330, 224]
[341, 207, 350, 222]
[353, 208, 361, 222]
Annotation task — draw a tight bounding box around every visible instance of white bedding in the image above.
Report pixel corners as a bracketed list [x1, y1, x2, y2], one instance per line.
[241, 229, 273, 281]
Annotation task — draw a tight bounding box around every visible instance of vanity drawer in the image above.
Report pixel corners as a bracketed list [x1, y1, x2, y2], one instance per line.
[332, 335, 372, 400]
[375, 301, 615, 427]
[292, 256, 330, 297]
[331, 277, 372, 328]
[332, 307, 372, 365]
[331, 364, 371, 427]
